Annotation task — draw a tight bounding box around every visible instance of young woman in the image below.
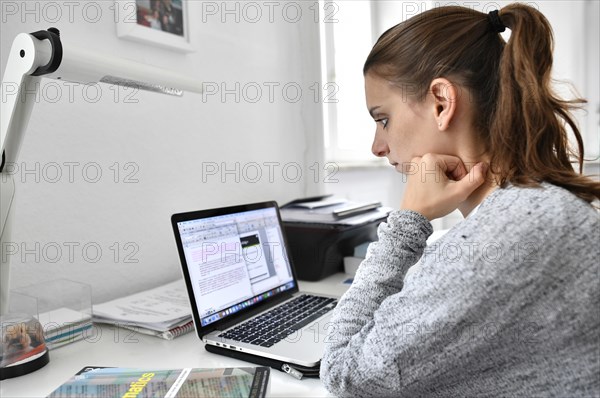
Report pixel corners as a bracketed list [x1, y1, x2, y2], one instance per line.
[321, 4, 600, 397]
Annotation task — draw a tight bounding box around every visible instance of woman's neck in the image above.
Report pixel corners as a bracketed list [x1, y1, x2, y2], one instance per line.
[458, 176, 498, 217]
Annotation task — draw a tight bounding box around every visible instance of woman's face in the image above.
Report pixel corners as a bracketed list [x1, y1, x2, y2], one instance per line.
[364, 72, 453, 173]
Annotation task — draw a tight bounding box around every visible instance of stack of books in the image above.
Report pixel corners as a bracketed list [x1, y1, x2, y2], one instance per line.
[92, 280, 194, 340]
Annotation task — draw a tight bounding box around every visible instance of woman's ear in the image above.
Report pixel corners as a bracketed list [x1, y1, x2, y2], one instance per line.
[430, 78, 458, 130]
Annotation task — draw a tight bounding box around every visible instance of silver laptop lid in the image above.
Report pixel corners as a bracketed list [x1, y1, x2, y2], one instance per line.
[171, 201, 300, 338]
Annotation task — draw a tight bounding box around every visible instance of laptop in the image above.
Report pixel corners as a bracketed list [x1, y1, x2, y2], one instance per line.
[171, 201, 338, 368]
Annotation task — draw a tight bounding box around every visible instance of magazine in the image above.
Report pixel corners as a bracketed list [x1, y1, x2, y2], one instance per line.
[47, 366, 270, 398]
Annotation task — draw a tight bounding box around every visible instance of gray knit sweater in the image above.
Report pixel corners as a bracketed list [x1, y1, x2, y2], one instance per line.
[321, 183, 600, 397]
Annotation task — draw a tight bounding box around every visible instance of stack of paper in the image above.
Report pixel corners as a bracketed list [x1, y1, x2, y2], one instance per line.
[92, 280, 194, 340]
[38, 307, 93, 349]
[281, 197, 392, 225]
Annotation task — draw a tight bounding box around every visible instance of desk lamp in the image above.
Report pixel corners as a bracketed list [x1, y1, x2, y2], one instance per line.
[0, 28, 202, 377]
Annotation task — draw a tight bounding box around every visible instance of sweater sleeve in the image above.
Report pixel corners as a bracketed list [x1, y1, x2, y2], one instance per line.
[320, 209, 434, 396]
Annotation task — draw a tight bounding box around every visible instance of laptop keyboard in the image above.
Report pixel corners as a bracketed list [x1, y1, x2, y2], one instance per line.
[218, 294, 337, 347]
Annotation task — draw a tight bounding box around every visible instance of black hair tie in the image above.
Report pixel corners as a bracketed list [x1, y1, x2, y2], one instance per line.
[488, 10, 506, 33]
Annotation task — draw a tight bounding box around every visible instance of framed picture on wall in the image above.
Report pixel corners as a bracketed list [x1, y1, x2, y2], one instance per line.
[115, 0, 194, 53]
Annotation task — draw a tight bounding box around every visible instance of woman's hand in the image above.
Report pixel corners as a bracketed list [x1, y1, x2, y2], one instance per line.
[400, 154, 487, 220]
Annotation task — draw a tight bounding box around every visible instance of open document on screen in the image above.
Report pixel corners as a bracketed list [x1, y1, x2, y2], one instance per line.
[177, 208, 294, 326]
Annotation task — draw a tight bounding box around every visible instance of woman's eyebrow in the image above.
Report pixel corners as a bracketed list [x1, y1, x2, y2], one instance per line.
[368, 106, 381, 118]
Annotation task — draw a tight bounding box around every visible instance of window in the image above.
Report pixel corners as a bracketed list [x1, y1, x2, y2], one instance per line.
[319, 0, 380, 164]
[319, 1, 433, 164]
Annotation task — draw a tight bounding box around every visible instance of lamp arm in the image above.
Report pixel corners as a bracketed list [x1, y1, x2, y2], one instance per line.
[1, 31, 52, 315]
[2, 28, 204, 169]
[0, 28, 203, 314]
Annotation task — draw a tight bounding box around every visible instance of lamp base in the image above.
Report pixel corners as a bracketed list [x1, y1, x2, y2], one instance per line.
[0, 313, 51, 380]
[0, 350, 49, 380]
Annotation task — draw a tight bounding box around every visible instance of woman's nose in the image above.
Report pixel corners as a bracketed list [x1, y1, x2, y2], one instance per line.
[371, 130, 389, 157]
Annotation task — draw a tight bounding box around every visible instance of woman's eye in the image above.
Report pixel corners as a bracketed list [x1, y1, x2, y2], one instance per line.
[376, 118, 388, 128]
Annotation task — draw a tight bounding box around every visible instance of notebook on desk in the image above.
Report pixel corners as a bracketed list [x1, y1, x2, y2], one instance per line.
[171, 201, 339, 369]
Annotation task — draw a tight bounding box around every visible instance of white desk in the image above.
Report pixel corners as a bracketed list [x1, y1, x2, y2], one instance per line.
[0, 273, 352, 397]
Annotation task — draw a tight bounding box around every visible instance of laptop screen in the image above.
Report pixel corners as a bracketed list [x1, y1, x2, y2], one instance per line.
[176, 206, 296, 328]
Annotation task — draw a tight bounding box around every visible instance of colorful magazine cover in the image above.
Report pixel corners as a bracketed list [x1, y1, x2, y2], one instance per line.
[47, 366, 270, 398]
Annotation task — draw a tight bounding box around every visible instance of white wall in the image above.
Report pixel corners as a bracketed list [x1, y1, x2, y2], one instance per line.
[1, 1, 324, 303]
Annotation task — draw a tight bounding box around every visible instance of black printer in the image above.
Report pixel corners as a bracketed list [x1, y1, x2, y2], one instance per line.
[280, 196, 390, 281]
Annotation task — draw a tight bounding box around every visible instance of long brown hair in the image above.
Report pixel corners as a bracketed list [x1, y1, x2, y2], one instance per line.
[364, 4, 600, 203]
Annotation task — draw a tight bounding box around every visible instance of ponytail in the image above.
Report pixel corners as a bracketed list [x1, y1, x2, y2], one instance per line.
[364, 4, 600, 203]
[490, 4, 600, 203]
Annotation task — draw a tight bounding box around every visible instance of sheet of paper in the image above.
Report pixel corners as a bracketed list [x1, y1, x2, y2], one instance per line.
[280, 206, 392, 225]
[286, 197, 347, 209]
[37, 307, 91, 330]
[93, 280, 191, 326]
